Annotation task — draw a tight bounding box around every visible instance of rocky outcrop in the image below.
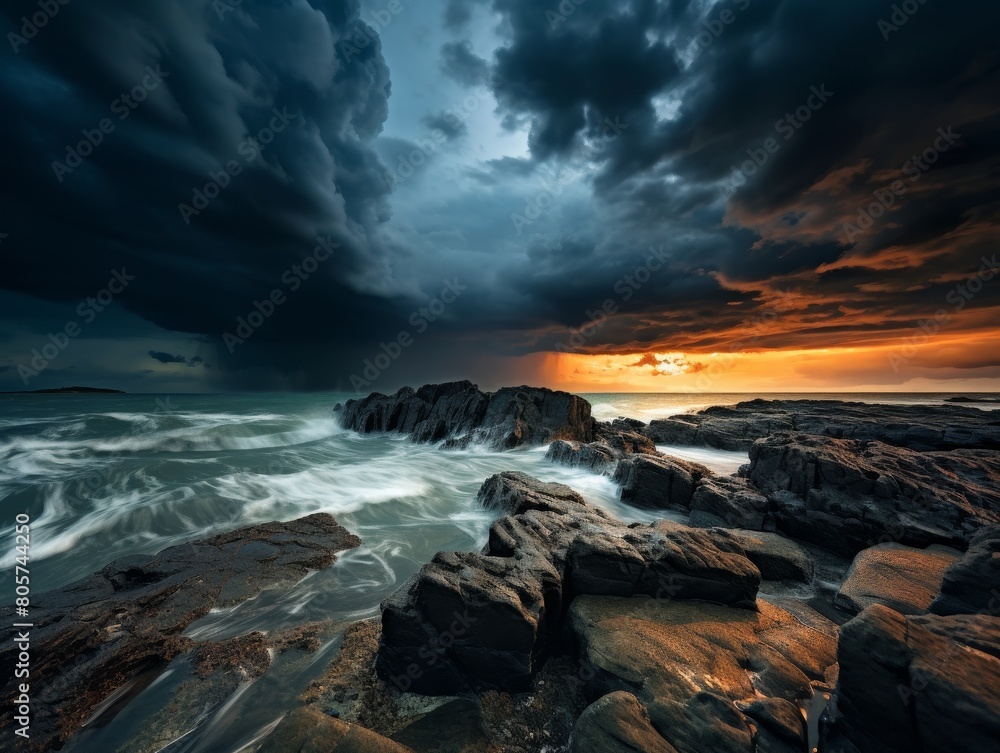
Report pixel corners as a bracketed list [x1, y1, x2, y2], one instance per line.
[569, 692, 678, 753]
[837, 604, 1000, 753]
[930, 525, 1000, 616]
[612, 454, 708, 511]
[545, 440, 620, 474]
[567, 595, 837, 753]
[593, 419, 658, 455]
[835, 543, 960, 615]
[725, 530, 814, 583]
[477, 471, 588, 515]
[746, 434, 1000, 556]
[688, 476, 772, 530]
[545, 422, 657, 475]
[335, 381, 594, 450]
[642, 399, 1000, 452]
[0, 514, 360, 752]
[376, 473, 762, 694]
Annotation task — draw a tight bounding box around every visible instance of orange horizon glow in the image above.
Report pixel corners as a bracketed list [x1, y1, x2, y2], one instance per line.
[527, 332, 1000, 394]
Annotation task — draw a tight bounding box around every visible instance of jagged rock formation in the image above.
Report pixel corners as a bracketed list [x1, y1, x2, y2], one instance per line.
[334, 381, 594, 450]
[747, 434, 1000, 556]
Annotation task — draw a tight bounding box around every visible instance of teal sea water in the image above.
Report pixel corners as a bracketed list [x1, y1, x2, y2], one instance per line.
[0, 390, 995, 751]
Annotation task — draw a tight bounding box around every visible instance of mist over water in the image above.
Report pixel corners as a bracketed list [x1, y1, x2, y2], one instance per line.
[1, 390, 993, 752]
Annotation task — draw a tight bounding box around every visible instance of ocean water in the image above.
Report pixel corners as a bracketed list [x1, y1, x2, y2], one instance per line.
[0, 390, 995, 752]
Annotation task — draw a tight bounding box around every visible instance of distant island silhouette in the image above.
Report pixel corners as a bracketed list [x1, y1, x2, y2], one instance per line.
[1, 386, 126, 394]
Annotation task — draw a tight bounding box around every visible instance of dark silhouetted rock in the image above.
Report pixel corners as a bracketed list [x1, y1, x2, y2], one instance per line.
[376, 474, 760, 694]
[930, 525, 1000, 616]
[837, 604, 1000, 753]
[747, 434, 1000, 556]
[569, 692, 678, 753]
[0, 514, 360, 752]
[642, 399, 1000, 452]
[391, 699, 492, 753]
[835, 543, 960, 616]
[335, 382, 594, 450]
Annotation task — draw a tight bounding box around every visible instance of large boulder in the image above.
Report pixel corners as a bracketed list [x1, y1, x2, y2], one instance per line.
[612, 454, 709, 511]
[688, 476, 772, 530]
[835, 543, 960, 615]
[643, 399, 1000, 452]
[569, 692, 678, 753]
[335, 382, 594, 450]
[567, 595, 836, 753]
[930, 525, 1000, 616]
[477, 471, 588, 515]
[0, 515, 360, 751]
[545, 440, 622, 474]
[837, 604, 1000, 753]
[376, 474, 761, 694]
[747, 434, 1000, 556]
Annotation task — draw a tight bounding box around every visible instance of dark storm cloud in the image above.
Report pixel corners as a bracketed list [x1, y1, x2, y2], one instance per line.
[148, 351, 187, 365]
[470, 0, 1000, 359]
[422, 111, 468, 141]
[148, 351, 209, 368]
[440, 40, 490, 87]
[0, 0, 440, 388]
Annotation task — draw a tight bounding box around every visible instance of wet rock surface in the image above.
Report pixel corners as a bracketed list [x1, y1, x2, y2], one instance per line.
[0, 514, 360, 752]
[335, 381, 595, 450]
[835, 543, 960, 615]
[376, 473, 762, 694]
[567, 595, 837, 753]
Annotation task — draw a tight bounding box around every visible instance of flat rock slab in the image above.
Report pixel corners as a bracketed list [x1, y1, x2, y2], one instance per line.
[567, 595, 837, 753]
[0, 514, 360, 752]
[642, 399, 1000, 452]
[835, 543, 960, 615]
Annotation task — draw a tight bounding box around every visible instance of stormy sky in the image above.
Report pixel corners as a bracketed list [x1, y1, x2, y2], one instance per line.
[1, 0, 998, 393]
